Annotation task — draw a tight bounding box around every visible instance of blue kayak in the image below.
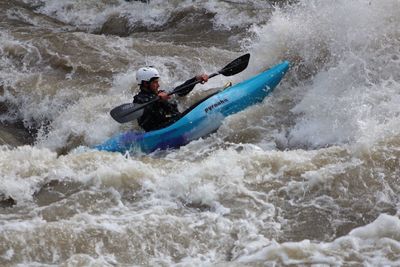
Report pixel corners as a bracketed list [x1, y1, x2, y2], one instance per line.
[95, 61, 290, 153]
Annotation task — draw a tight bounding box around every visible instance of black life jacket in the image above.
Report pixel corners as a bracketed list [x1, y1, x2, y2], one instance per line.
[133, 77, 197, 132]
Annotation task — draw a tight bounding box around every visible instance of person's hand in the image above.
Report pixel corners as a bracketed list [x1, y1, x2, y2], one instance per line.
[196, 74, 209, 84]
[158, 91, 170, 101]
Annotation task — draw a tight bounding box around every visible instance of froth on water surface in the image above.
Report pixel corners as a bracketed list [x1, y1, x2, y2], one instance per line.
[1, 0, 400, 266]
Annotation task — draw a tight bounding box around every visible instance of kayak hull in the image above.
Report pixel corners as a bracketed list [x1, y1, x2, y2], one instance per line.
[95, 61, 290, 153]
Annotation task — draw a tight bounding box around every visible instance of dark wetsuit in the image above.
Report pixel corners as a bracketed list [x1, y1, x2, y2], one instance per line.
[133, 77, 197, 132]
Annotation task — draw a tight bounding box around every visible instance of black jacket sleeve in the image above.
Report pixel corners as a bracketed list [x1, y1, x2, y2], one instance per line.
[175, 77, 197, 97]
[133, 92, 158, 104]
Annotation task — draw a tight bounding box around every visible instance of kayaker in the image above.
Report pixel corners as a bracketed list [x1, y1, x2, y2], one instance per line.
[133, 66, 209, 131]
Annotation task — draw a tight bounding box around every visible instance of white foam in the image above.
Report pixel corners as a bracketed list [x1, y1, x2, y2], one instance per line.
[0, 145, 57, 203]
[349, 214, 400, 240]
[0, 145, 149, 204]
[0, 141, 398, 265]
[237, 214, 400, 265]
[35, 95, 123, 150]
[248, 0, 400, 148]
[26, 0, 273, 32]
[2, 1, 400, 265]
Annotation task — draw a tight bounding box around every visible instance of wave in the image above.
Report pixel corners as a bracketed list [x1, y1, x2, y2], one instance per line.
[1, 140, 399, 264]
[0, 0, 398, 154]
[1, 1, 400, 265]
[246, 0, 400, 148]
[20, 0, 274, 36]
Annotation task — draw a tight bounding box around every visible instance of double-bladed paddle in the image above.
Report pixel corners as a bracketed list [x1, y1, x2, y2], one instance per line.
[110, 53, 250, 123]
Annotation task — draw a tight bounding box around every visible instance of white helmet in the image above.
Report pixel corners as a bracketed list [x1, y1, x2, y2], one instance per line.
[136, 66, 160, 84]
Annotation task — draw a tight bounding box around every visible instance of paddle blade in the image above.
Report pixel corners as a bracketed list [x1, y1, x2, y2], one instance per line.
[110, 103, 144, 123]
[219, 53, 250, 76]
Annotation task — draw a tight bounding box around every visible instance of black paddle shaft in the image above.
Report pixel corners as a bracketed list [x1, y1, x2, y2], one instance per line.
[110, 53, 250, 123]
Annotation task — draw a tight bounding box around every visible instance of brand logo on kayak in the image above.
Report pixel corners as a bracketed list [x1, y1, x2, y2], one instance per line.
[204, 99, 229, 113]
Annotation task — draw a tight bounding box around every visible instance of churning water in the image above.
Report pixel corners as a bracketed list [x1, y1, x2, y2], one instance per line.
[1, 0, 400, 266]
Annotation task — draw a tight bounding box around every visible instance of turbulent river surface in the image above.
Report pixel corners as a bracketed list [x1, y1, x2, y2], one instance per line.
[1, 0, 400, 266]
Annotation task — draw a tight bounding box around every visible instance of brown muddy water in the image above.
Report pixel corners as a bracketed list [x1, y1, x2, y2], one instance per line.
[1, 0, 400, 266]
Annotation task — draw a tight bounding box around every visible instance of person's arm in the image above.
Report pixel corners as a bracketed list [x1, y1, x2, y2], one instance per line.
[134, 91, 170, 107]
[133, 92, 158, 104]
[157, 91, 170, 101]
[176, 74, 209, 97]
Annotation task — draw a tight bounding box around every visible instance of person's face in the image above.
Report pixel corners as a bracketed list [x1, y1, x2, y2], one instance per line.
[149, 78, 160, 93]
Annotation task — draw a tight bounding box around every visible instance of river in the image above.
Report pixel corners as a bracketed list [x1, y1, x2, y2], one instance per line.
[1, 0, 400, 266]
